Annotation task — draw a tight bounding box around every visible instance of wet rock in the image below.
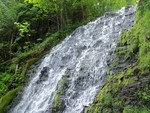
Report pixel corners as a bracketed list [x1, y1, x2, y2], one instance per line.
[125, 5, 136, 16]
[105, 12, 118, 18]
[115, 15, 123, 22]
[36, 67, 49, 83]
[81, 106, 88, 113]
[74, 74, 94, 90]
[52, 99, 66, 113]
[93, 40, 103, 48]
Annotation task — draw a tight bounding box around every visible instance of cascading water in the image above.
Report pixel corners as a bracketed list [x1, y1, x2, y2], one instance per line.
[11, 5, 136, 113]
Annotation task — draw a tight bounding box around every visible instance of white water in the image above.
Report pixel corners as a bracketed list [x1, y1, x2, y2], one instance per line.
[11, 5, 136, 113]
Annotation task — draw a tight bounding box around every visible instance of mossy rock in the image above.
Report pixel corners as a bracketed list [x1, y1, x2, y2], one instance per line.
[87, 65, 138, 113]
[52, 76, 69, 113]
[52, 89, 65, 113]
[0, 86, 23, 113]
[21, 58, 38, 82]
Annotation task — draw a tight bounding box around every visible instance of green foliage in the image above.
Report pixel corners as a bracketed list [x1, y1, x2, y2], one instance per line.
[0, 73, 12, 84]
[118, 28, 139, 60]
[116, 0, 150, 71]
[123, 106, 150, 113]
[0, 58, 37, 97]
[0, 73, 13, 96]
[137, 89, 150, 101]
[138, 11, 150, 71]
[14, 22, 31, 42]
[113, 98, 123, 108]
[0, 0, 24, 62]
[0, 82, 7, 97]
[103, 0, 136, 12]
[103, 93, 112, 106]
[0, 0, 21, 30]
[8, 64, 17, 72]
[0, 86, 23, 113]
[24, 0, 59, 13]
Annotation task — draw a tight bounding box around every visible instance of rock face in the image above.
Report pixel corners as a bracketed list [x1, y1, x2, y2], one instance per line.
[10, 5, 136, 113]
[36, 67, 49, 84]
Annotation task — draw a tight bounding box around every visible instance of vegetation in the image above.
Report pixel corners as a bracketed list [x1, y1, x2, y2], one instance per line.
[0, 0, 149, 112]
[0, 86, 23, 113]
[87, 66, 150, 113]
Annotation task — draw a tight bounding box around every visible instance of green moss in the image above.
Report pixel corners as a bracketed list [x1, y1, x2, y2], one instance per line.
[113, 98, 123, 108]
[123, 106, 150, 113]
[118, 28, 139, 60]
[0, 86, 23, 113]
[0, 82, 7, 97]
[20, 58, 38, 82]
[102, 0, 136, 12]
[137, 88, 150, 103]
[114, 59, 119, 67]
[52, 77, 68, 113]
[87, 67, 135, 113]
[8, 63, 17, 72]
[103, 93, 113, 106]
[117, 0, 150, 71]
[52, 89, 65, 113]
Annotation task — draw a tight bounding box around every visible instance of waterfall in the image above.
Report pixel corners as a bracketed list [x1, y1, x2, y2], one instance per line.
[11, 5, 136, 113]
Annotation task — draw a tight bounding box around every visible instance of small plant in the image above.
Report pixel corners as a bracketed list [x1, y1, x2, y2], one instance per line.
[14, 21, 31, 42]
[123, 105, 150, 113]
[137, 89, 150, 101]
[103, 93, 112, 106]
[113, 98, 123, 108]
